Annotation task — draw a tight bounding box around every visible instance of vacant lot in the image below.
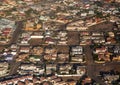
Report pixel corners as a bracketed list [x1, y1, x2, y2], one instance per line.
[67, 31, 79, 45]
[56, 45, 69, 53]
[88, 21, 114, 31]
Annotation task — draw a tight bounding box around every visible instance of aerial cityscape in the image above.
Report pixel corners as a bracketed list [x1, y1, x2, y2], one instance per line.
[0, 0, 120, 85]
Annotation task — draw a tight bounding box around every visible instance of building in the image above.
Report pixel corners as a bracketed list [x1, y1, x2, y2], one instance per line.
[71, 46, 83, 55]
[0, 62, 9, 77]
[76, 66, 86, 76]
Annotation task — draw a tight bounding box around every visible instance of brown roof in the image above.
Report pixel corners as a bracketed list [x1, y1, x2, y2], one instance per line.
[17, 81, 25, 85]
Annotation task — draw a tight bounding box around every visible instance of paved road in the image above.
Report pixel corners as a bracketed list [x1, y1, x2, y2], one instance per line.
[84, 45, 120, 85]
[10, 21, 23, 44]
[9, 61, 21, 75]
[84, 46, 107, 85]
[0, 1, 119, 83]
[8, 21, 23, 75]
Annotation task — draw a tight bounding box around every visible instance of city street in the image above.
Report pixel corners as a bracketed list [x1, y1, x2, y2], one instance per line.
[84, 45, 120, 85]
[0, 0, 120, 84]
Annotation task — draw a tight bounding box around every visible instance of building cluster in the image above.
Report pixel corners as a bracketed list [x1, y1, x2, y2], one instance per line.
[0, 0, 42, 21]
[0, 0, 119, 22]
[99, 70, 120, 84]
[18, 20, 120, 46]
[77, 75, 97, 85]
[0, 74, 77, 85]
[93, 45, 120, 63]
[12, 45, 86, 76]
[0, 62, 9, 77]
[18, 30, 69, 45]
[0, 19, 16, 44]
[0, 0, 120, 85]
[0, 44, 17, 61]
[0, 40, 86, 77]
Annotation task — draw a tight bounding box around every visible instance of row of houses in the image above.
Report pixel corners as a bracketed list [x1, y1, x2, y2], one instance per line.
[15, 45, 85, 64]
[80, 30, 119, 45]
[18, 31, 68, 45]
[93, 45, 120, 62]
[17, 63, 86, 77]
[0, 19, 16, 44]
[0, 74, 76, 85]
[0, 62, 9, 77]
[99, 70, 120, 84]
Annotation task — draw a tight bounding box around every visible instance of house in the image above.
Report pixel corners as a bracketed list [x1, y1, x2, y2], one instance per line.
[19, 46, 30, 53]
[46, 64, 57, 75]
[20, 32, 31, 44]
[30, 35, 43, 39]
[16, 54, 29, 62]
[54, 78, 62, 82]
[58, 31, 67, 38]
[10, 44, 18, 52]
[12, 78, 20, 84]
[2, 28, 11, 35]
[58, 41, 67, 45]
[88, 10, 94, 15]
[95, 47, 107, 54]
[0, 75, 33, 85]
[113, 55, 120, 61]
[4, 54, 14, 61]
[104, 75, 119, 84]
[45, 47, 56, 54]
[31, 46, 43, 55]
[113, 46, 120, 54]
[24, 21, 37, 31]
[66, 26, 88, 31]
[80, 31, 90, 36]
[80, 39, 92, 45]
[29, 55, 40, 62]
[20, 64, 37, 71]
[108, 32, 115, 38]
[100, 71, 120, 84]
[82, 36, 91, 40]
[81, 13, 87, 17]
[57, 31, 68, 43]
[32, 77, 39, 84]
[67, 80, 76, 85]
[71, 55, 84, 62]
[57, 53, 69, 62]
[116, 0, 120, 3]
[106, 37, 116, 44]
[71, 46, 83, 55]
[25, 79, 33, 85]
[17, 81, 25, 85]
[0, 62, 9, 77]
[80, 76, 95, 85]
[44, 54, 57, 61]
[5, 80, 13, 85]
[46, 64, 57, 71]
[93, 39, 105, 44]
[30, 32, 44, 39]
[98, 54, 110, 61]
[45, 37, 55, 45]
[44, 31, 53, 37]
[0, 81, 7, 85]
[18, 64, 43, 74]
[76, 66, 86, 76]
[92, 32, 104, 36]
[59, 64, 72, 74]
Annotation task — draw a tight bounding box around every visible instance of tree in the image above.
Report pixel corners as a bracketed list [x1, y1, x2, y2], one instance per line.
[25, 8, 34, 16]
[96, 11, 103, 18]
[12, 7, 17, 11]
[56, 6, 62, 12]
[95, 1, 103, 7]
